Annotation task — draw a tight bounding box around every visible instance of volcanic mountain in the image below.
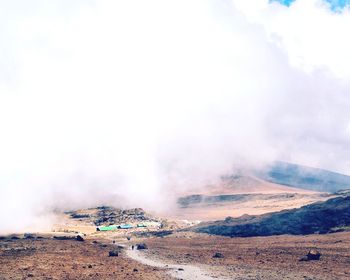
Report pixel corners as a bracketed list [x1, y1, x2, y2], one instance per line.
[173, 172, 330, 221]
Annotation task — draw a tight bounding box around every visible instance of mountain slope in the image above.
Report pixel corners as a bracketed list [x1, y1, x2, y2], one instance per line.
[193, 193, 350, 237]
[256, 161, 350, 193]
[171, 174, 329, 221]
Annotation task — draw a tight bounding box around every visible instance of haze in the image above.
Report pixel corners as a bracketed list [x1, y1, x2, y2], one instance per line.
[0, 0, 350, 233]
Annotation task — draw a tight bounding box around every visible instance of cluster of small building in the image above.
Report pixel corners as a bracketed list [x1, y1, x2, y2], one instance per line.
[96, 221, 161, 231]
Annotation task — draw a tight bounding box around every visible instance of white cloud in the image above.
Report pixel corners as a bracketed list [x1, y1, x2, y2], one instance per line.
[0, 0, 349, 232]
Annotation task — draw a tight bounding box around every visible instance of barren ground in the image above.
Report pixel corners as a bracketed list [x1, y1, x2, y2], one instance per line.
[1, 231, 349, 279]
[137, 231, 350, 280]
[0, 236, 173, 280]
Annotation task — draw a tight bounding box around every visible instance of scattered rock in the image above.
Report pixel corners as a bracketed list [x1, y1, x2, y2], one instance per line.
[178, 268, 184, 271]
[70, 213, 90, 219]
[109, 250, 119, 257]
[76, 235, 84, 242]
[136, 243, 148, 250]
[88, 264, 92, 268]
[53, 236, 75, 241]
[299, 249, 321, 261]
[213, 252, 224, 258]
[92, 240, 98, 244]
[133, 268, 138, 272]
[307, 249, 321, 260]
[24, 233, 35, 239]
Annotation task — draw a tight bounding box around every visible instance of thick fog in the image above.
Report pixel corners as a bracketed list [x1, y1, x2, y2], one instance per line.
[0, 0, 350, 233]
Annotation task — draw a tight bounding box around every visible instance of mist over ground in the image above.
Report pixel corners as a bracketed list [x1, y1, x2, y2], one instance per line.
[0, 0, 350, 233]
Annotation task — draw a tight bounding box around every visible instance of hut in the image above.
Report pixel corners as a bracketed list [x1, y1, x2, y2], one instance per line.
[137, 223, 146, 228]
[119, 224, 133, 229]
[96, 225, 118, 231]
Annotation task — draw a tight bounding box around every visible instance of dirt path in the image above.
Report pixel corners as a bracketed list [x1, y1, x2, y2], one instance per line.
[125, 248, 228, 280]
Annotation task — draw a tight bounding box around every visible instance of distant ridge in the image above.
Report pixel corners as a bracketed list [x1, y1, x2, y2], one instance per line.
[256, 161, 350, 193]
[193, 193, 350, 237]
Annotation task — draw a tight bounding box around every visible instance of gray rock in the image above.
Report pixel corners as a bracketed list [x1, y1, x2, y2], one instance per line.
[136, 243, 148, 250]
[76, 235, 84, 242]
[299, 249, 321, 261]
[213, 252, 224, 258]
[109, 250, 119, 257]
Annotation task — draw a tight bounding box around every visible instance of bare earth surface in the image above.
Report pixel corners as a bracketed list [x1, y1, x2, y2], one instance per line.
[139, 231, 350, 280]
[1, 231, 350, 279]
[0, 237, 173, 280]
[126, 248, 222, 280]
[0, 185, 347, 280]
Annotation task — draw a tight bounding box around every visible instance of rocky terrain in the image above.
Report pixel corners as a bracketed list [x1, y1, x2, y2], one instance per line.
[1, 194, 350, 280]
[142, 231, 350, 280]
[0, 235, 173, 280]
[65, 206, 161, 229]
[2, 230, 349, 280]
[65, 206, 161, 226]
[1, 167, 350, 280]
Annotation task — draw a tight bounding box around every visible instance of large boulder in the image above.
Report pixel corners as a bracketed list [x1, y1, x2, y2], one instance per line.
[76, 235, 84, 242]
[109, 250, 119, 257]
[299, 249, 321, 261]
[307, 249, 321, 260]
[136, 243, 148, 250]
[213, 252, 224, 258]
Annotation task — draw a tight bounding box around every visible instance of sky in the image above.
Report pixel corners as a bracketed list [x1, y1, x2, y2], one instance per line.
[275, 0, 350, 9]
[0, 0, 350, 233]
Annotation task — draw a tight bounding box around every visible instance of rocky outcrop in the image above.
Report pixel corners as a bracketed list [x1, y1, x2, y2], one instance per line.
[66, 206, 160, 226]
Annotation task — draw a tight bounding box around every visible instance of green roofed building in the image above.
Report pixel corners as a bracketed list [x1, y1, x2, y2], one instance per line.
[96, 225, 118, 231]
